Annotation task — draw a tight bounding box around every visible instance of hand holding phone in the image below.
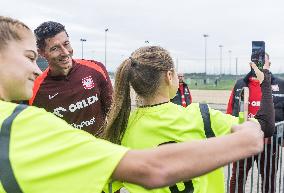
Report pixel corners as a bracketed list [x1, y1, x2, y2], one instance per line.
[251, 41, 265, 70]
[250, 62, 264, 84]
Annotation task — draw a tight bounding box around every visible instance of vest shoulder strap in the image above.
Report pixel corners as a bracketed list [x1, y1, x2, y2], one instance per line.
[199, 103, 215, 138]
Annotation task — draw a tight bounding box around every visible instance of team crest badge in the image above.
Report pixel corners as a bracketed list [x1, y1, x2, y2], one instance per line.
[82, 76, 95, 90]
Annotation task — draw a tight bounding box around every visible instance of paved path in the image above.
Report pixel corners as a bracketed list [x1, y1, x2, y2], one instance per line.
[190, 89, 231, 104]
[191, 89, 231, 112]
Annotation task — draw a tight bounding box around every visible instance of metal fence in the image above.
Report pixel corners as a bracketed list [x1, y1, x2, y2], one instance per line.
[225, 121, 284, 193]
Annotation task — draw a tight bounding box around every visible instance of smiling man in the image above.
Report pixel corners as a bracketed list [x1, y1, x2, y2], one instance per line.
[29, 21, 112, 136]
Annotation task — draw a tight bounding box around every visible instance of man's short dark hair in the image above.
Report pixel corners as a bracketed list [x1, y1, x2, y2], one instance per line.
[34, 21, 68, 50]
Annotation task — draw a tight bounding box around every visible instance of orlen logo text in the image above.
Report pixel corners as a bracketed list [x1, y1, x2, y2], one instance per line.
[53, 94, 98, 117]
[249, 101, 260, 107]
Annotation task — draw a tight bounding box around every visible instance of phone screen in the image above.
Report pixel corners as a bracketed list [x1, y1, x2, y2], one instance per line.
[251, 41, 265, 70]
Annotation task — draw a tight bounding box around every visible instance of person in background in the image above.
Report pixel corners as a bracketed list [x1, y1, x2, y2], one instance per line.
[0, 16, 266, 193]
[171, 72, 192, 107]
[29, 21, 112, 136]
[227, 53, 283, 193]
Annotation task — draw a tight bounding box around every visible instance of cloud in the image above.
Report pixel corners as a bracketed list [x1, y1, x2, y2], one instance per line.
[2, 0, 284, 73]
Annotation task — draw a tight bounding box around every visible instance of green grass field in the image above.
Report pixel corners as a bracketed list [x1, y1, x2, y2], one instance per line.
[185, 73, 284, 90]
[186, 78, 236, 90]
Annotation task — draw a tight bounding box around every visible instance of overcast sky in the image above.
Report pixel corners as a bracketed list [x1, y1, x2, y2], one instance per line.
[2, 0, 284, 74]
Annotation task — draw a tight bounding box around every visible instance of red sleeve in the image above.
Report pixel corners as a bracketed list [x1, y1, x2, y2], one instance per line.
[226, 89, 235, 115]
[99, 66, 113, 116]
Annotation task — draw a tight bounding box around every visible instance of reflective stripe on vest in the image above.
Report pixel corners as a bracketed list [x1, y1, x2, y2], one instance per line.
[0, 104, 27, 193]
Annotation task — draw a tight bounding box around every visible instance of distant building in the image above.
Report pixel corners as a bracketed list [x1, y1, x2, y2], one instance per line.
[36, 57, 48, 71]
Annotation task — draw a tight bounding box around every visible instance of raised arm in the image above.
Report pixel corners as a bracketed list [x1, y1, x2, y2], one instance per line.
[112, 121, 263, 189]
[252, 62, 275, 137]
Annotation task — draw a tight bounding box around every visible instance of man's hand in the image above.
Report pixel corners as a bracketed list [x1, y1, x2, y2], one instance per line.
[250, 62, 264, 84]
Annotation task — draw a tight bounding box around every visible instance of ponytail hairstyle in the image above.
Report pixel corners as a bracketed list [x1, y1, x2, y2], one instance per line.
[0, 16, 31, 51]
[104, 46, 174, 144]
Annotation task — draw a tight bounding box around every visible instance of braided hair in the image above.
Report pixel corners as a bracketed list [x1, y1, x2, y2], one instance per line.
[103, 46, 174, 144]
